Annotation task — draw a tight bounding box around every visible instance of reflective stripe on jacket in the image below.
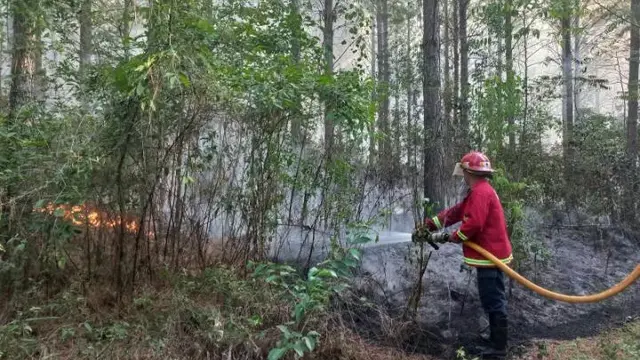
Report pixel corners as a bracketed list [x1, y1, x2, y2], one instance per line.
[425, 179, 513, 268]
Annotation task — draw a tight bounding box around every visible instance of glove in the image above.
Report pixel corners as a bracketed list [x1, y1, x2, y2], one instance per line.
[412, 225, 449, 244]
[412, 223, 430, 243]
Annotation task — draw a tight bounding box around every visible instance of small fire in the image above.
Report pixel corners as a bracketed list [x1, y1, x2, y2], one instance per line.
[34, 203, 154, 237]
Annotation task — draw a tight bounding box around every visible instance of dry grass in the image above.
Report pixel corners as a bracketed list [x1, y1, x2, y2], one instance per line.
[514, 320, 640, 360]
[0, 263, 441, 360]
[309, 327, 436, 360]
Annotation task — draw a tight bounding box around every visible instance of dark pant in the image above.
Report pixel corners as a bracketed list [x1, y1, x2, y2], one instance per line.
[476, 267, 509, 354]
[477, 267, 507, 317]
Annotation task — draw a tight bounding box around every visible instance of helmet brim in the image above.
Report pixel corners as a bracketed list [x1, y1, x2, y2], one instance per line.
[453, 162, 495, 177]
[452, 163, 464, 176]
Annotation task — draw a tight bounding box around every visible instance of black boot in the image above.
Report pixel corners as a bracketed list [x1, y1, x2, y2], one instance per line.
[469, 313, 507, 359]
[481, 313, 508, 359]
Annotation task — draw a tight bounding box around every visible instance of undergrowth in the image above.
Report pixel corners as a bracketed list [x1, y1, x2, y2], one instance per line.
[0, 266, 284, 359]
[0, 223, 436, 360]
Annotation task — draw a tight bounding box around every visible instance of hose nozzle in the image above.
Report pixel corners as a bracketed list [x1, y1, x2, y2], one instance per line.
[412, 222, 441, 250]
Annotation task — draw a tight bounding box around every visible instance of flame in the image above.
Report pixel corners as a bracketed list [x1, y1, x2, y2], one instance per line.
[34, 203, 154, 237]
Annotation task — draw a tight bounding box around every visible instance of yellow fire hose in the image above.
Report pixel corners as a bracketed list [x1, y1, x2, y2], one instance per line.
[465, 241, 640, 303]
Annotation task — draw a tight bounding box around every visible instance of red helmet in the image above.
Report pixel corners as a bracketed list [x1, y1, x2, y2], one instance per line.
[452, 151, 495, 176]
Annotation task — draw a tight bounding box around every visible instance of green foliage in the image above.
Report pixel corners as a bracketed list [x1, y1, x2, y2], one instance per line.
[568, 111, 627, 218]
[251, 222, 374, 360]
[0, 0, 377, 300]
[471, 74, 523, 157]
[491, 169, 550, 272]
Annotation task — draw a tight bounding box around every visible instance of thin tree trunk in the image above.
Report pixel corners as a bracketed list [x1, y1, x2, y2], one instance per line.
[423, 0, 444, 207]
[406, 9, 413, 167]
[625, 0, 640, 221]
[522, 11, 529, 148]
[79, 0, 92, 76]
[394, 60, 401, 174]
[392, 16, 401, 173]
[323, 0, 335, 156]
[458, 0, 469, 151]
[0, 10, 5, 97]
[369, 13, 377, 166]
[452, 0, 459, 129]
[290, 0, 303, 143]
[377, 0, 391, 181]
[505, 0, 515, 152]
[629, 0, 640, 160]
[122, 0, 133, 58]
[443, 0, 451, 122]
[573, 0, 581, 120]
[561, 0, 574, 183]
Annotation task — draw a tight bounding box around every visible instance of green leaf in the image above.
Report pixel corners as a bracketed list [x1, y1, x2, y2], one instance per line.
[315, 269, 337, 278]
[348, 234, 372, 245]
[277, 325, 292, 339]
[304, 335, 316, 351]
[135, 82, 146, 96]
[294, 303, 305, 324]
[307, 267, 319, 280]
[249, 315, 262, 326]
[179, 73, 191, 87]
[292, 341, 306, 357]
[53, 208, 65, 217]
[268, 347, 288, 360]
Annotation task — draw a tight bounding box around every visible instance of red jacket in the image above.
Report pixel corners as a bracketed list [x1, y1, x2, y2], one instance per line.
[425, 179, 513, 268]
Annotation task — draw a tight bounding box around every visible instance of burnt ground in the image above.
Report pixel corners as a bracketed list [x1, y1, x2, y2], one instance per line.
[349, 224, 640, 359]
[273, 207, 640, 359]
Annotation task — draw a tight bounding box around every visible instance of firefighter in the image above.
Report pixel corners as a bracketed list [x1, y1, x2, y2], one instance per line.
[420, 151, 512, 359]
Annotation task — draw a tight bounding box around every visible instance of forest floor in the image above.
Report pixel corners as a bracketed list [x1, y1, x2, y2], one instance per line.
[0, 264, 637, 360]
[511, 319, 640, 360]
[1, 214, 638, 359]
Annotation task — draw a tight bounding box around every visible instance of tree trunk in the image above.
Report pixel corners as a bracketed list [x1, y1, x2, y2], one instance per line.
[122, 0, 133, 58]
[561, 0, 574, 183]
[505, 0, 515, 152]
[625, 0, 640, 221]
[9, 0, 42, 115]
[290, 0, 303, 143]
[406, 9, 413, 167]
[393, 46, 401, 173]
[378, 0, 392, 181]
[458, 0, 469, 152]
[323, 0, 335, 156]
[521, 11, 529, 148]
[452, 0, 459, 129]
[369, 13, 377, 166]
[377, 0, 391, 182]
[3, 0, 43, 239]
[443, 0, 451, 123]
[423, 0, 444, 208]
[573, 0, 581, 118]
[629, 0, 640, 160]
[79, 0, 93, 76]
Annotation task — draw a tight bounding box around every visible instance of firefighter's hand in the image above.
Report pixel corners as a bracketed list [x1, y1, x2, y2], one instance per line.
[411, 224, 429, 243]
